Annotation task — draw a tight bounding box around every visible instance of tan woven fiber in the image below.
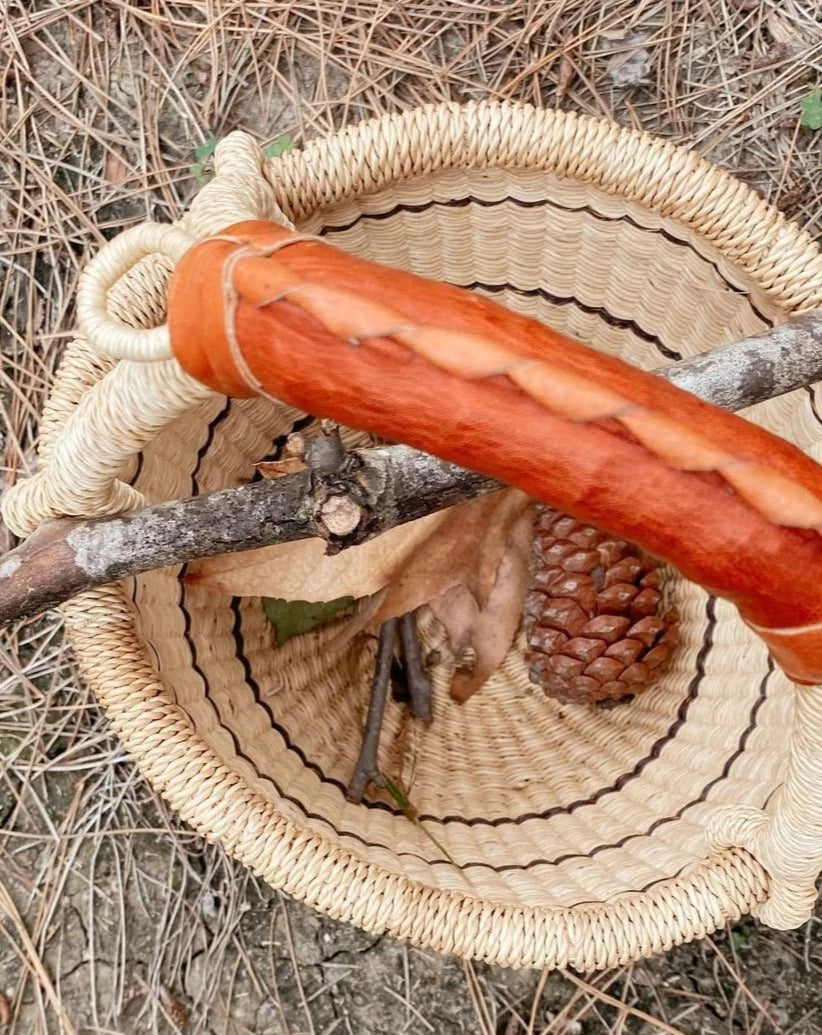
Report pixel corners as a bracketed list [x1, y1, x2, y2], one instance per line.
[6, 101, 822, 968]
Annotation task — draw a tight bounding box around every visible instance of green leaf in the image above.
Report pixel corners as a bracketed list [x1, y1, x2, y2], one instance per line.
[193, 137, 219, 162]
[731, 924, 751, 950]
[189, 137, 218, 186]
[800, 87, 822, 130]
[264, 135, 294, 158]
[381, 775, 417, 820]
[262, 595, 355, 646]
[189, 134, 290, 187]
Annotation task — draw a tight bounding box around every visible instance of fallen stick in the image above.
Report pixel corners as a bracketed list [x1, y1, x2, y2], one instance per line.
[0, 444, 496, 626]
[347, 607, 433, 803]
[346, 617, 397, 803]
[1, 310, 821, 628]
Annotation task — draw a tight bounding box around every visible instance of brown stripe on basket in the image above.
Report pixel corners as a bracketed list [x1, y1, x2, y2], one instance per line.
[462, 281, 683, 359]
[318, 195, 775, 326]
[805, 386, 822, 427]
[228, 595, 348, 789]
[127, 400, 233, 696]
[191, 398, 233, 486]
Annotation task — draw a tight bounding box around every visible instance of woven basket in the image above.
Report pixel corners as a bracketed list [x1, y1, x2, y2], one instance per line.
[6, 101, 822, 971]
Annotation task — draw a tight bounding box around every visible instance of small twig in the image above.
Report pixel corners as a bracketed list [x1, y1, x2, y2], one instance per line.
[527, 966, 550, 1035]
[705, 934, 778, 1027]
[0, 877, 78, 1035]
[346, 618, 397, 803]
[381, 985, 436, 1032]
[276, 891, 317, 1035]
[347, 610, 430, 806]
[463, 960, 496, 1035]
[398, 610, 432, 722]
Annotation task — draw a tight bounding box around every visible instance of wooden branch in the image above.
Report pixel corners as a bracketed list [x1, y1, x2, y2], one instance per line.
[346, 617, 397, 803]
[662, 311, 822, 411]
[0, 446, 497, 626]
[1, 312, 821, 627]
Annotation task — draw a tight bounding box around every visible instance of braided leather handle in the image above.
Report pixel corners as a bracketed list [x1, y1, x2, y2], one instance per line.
[167, 221, 822, 684]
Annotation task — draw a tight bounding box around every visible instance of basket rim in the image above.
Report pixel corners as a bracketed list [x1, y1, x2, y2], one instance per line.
[59, 98, 822, 968]
[268, 99, 822, 312]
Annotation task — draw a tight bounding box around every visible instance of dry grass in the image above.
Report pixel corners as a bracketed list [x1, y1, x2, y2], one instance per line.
[1, 1, 821, 1032]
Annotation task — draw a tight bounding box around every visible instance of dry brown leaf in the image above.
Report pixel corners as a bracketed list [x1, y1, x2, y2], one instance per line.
[186, 508, 451, 601]
[159, 987, 189, 1030]
[373, 489, 531, 619]
[557, 52, 575, 100]
[373, 489, 534, 701]
[604, 31, 652, 87]
[441, 543, 532, 702]
[766, 11, 801, 46]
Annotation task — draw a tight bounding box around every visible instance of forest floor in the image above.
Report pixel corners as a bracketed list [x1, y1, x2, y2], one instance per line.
[1, 1, 822, 1032]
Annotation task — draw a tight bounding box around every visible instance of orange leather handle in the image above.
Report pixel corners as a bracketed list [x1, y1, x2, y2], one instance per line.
[167, 221, 822, 684]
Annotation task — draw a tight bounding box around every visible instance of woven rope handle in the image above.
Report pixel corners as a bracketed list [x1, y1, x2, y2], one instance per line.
[707, 683, 822, 928]
[167, 220, 822, 685]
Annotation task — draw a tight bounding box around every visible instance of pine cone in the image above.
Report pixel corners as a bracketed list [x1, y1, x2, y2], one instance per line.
[524, 507, 679, 706]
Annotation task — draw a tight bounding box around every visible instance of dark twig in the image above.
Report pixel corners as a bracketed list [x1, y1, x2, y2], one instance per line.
[346, 610, 432, 801]
[347, 618, 397, 803]
[398, 610, 433, 722]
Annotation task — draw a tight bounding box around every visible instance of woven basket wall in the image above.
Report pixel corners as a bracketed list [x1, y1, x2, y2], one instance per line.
[8, 102, 822, 971]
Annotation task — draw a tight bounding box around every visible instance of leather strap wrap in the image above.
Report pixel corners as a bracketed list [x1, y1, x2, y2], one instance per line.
[167, 220, 822, 685]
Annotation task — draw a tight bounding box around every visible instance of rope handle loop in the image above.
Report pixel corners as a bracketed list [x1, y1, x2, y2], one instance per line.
[75, 223, 195, 362]
[75, 131, 289, 364]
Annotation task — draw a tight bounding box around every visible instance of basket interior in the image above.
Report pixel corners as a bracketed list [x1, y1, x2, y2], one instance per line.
[124, 166, 817, 910]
